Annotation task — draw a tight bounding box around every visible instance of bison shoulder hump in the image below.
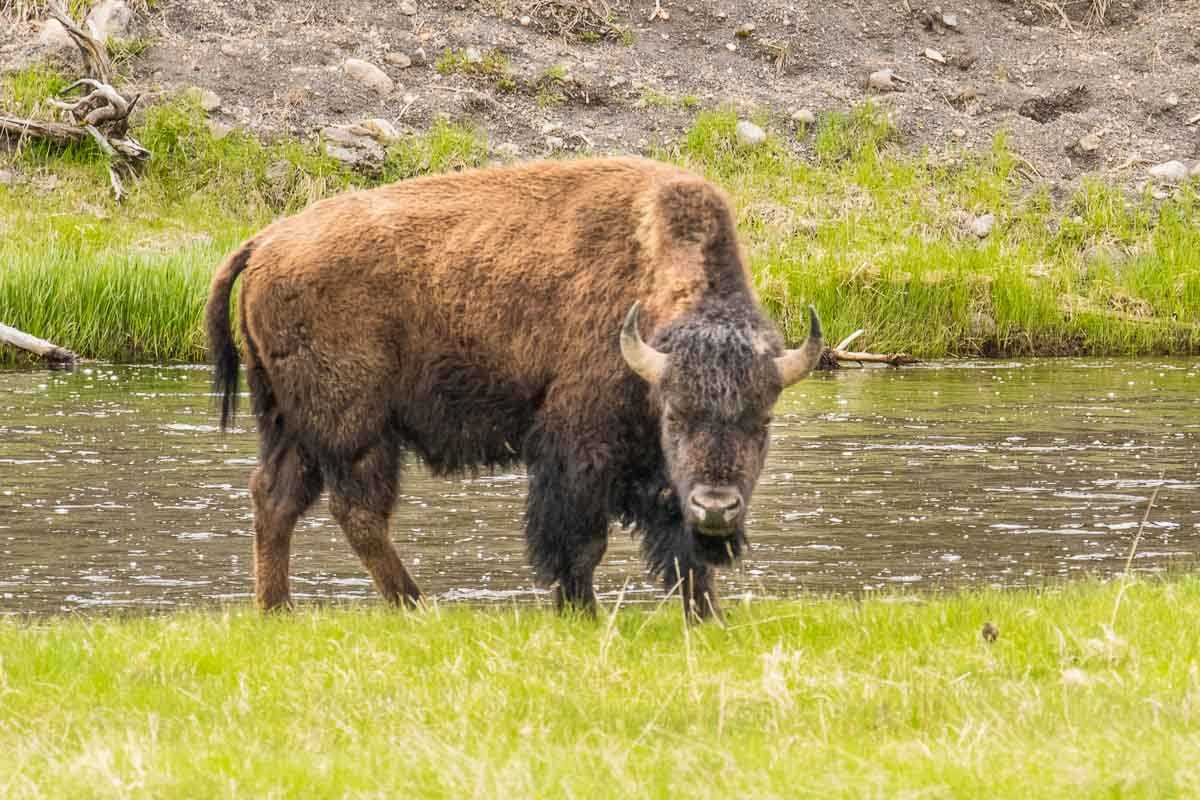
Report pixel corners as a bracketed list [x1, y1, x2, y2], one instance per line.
[646, 177, 733, 248]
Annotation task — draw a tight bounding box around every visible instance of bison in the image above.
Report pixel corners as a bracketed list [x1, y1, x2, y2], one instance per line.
[206, 156, 822, 621]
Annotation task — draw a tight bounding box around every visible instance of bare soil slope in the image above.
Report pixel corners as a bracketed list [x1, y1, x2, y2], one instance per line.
[7, 0, 1200, 184]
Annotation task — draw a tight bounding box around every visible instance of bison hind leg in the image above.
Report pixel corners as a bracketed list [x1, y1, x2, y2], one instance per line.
[250, 440, 323, 612]
[325, 440, 423, 608]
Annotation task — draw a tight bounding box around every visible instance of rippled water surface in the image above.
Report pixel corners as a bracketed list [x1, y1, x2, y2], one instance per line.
[2, 360, 1198, 615]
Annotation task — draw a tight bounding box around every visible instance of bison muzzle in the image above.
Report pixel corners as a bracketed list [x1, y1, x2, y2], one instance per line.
[205, 156, 822, 622]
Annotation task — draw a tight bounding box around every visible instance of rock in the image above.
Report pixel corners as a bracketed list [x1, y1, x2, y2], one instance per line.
[360, 118, 399, 141]
[412, 47, 428, 66]
[1147, 160, 1190, 184]
[384, 52, 412, 68]
[1191, 162, 1200, 178]
[1160, 92, 1180, 110]
[970, 213, 995, 239]
[545, 135, 566, 150]
[219, 42, 240, 58]
[322, 124, 386, 170]
[343, 58, 394, 94]
[867, 68, 899, 92]
[942, 12, 959, 29]
[207, 121, 233, 140]
[923, 48, 946, 64]
[0, 169, 17, 186]
[951, 127, 966, 138]
[540, 121, 563, 135]
[519, 15, 531, 26]
[495, 142, 521, 158]
[735, 120, 766, 146]
[84, 0, 131, 43]
[790, 108, 816, 125]
[1074, 133, 1101, 154]
[399, 1, 417, 14]
[32, 174, 60, 193]
[38, 18, 75, 58]
[464, 46, 483, 64]
[725, 42, 737, 52]
[735, 22, 755, 37]
[195, 89, 222, 112]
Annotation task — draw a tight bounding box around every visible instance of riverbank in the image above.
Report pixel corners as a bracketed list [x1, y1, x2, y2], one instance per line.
[2, 577, 1198, 797]
[2, 87, 1199, 364]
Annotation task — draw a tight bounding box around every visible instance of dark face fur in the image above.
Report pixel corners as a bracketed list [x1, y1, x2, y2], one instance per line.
[655, 321, 781, 561]
[620, 302, 822, 566]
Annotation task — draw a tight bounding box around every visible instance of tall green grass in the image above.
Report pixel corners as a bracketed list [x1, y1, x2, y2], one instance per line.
[2, 88, 1197, 364]
[662, 108, 1200, 356]
[2, 577, 1200, 797]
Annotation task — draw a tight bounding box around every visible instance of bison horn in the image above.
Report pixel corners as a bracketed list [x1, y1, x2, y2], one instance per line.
[620, 302, 668, 385]
[774, 305, 824, 387]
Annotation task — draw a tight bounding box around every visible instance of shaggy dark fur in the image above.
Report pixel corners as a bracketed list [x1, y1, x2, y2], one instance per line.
[205, 156, 819, 621]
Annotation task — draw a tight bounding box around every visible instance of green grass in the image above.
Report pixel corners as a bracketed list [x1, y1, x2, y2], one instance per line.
[3, 577, 1200, 797]
[659, 107, 1200, 356]
[2, 92, 1198, 364]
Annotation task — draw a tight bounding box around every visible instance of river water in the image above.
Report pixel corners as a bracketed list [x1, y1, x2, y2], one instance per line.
[1, 360, 1198, 615]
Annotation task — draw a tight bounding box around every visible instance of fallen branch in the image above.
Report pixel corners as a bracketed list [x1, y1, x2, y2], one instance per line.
[816, 328, 919, 369]
[0, 2, 149, 199]
[0, 322, 77, 367]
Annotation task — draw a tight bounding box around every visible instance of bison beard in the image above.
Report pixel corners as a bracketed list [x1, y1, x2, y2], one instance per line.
[206, 156, 821, 624]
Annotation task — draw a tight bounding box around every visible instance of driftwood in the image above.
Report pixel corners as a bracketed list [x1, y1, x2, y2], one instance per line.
[0, 323, 77, 367]
[817, 329, 919, 370]
[0, 2, 148, 199]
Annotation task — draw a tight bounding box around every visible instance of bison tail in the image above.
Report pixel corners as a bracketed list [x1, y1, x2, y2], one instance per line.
[206, 241, 254, 431]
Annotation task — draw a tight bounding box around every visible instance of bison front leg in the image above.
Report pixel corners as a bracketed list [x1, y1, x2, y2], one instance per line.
[641, 511, 725, 624]
[524, 433, 611, 617]
[665, 559, 723, 624]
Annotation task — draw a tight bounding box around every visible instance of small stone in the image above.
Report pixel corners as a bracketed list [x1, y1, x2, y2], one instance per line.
[924, 47, 946, 64]
[343, 58, 394, 94]
[38, 19, 75, 56]
[951, 127, 967, 138]
[790, 108, 816, 125]
[545, 135, 565, 150]
[384, 52, 413, 68]
[725, 42, 736, 52]
[1148, 160, 1190, 184]
[196, 89, 222, 112]
[735, 119, 766, 146]
[540, 121, 563, 134]
[207, 120, 232, 140]
[220, 43, 240, 58]
[519, 15, 531, 26]
[412, 48, 428, 66]
[464, 46, 483, 64]
[868, 68, 898, 92]
[399, 1, 417, 14]
[1075, 133, 1101, 153]
[361, 118, 399, 141]
[1161, 92, 1180, 109]
[735, 22, 756, 37]
[495, 142, 521, 158]
[970, 213, 995, 238]
[84, 0, 131, 43]
[942, 12, 959, 28]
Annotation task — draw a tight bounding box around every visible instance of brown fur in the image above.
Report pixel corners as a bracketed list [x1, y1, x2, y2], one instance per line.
[206, 156, 796, 620]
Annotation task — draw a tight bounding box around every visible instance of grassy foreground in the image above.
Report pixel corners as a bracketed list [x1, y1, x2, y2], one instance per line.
[2, 68, 1200, 362]
[3, 578, 1200, 798]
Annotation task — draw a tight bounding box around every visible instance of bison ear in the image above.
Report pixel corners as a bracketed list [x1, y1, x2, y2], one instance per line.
[620, 302, 668, 385]
[774, 305, 823, 387]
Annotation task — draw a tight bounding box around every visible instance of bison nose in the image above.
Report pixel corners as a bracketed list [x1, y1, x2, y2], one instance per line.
[688, 485, 743, 534]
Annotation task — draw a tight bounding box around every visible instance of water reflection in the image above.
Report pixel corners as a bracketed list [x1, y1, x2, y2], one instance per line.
[1, 360, 1198, 615]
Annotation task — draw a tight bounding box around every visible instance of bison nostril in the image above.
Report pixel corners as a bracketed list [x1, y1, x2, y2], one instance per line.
[688, 486, 744, 529]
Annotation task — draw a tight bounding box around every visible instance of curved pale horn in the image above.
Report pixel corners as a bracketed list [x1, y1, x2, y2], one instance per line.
[774, 305, 824, 387]
[620, 302, 668, 385]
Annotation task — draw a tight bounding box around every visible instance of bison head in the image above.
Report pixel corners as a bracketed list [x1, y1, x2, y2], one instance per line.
[621, 302, 822, 562]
